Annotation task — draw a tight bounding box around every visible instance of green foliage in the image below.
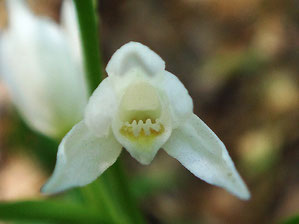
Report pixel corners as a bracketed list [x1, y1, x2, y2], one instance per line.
[0, 200, 107, 223]
[279, 215, 299, 224]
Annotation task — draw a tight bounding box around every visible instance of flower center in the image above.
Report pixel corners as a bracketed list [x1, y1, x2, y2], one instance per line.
[118, 82, 164, 138]
[120, 118, 164, 138]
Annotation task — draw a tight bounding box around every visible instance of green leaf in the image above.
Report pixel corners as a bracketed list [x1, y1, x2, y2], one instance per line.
[13, 221, 55, 224]
[279, 215, 299, 224]
[0, 200, 106, 223]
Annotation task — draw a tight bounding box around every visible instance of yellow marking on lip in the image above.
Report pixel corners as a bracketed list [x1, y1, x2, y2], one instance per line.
[120, 123, 165, 144]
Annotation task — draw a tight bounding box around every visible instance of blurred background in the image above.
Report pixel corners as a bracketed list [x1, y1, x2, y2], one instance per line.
[0, 0, 298, 223]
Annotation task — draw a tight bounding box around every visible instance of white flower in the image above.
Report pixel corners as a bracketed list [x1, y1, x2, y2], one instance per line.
[0, 0, 88, 138]
[42, 42, 250, 200]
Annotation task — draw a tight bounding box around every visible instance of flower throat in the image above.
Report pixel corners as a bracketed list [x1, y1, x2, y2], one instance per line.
[119, 82, 164, 138]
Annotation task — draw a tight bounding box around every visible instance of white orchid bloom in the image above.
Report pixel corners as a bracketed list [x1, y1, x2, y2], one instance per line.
[0, 0, 88, 138]
[42, 42, 250, 200]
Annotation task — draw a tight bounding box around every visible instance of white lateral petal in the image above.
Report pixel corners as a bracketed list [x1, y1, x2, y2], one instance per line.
[41, 121, 122, 194]
[106, 42, 165, 77]
[84, 77, 118, 137]
[164, 114, 250, 200]
[157, 71, 193, 127]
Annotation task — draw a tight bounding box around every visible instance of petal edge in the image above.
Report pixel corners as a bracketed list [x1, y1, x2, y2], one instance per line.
[164, 114, 250, 200]
[42, 121, 122, 194]
[84, 77, 117, 137]
[106, 42, 165, 77]
[157, 71, 193, 127]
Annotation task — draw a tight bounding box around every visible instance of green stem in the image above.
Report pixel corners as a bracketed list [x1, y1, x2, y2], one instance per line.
[73, 1, 146, 223]
[74, 0, 102, 93]
[107, 159, 146, 223]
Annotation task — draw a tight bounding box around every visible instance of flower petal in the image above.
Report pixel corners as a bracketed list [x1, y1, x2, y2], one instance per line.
[5, 0, 33, 31]
[164, 114, 250, 200]
[41, 121, 122, 194]
[0, 0, 88, 138]
[84, 77, 118, 137]
[106, 41, 165, 77]
[157, 71, 193, 128]
[60, 0, 82, 63]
